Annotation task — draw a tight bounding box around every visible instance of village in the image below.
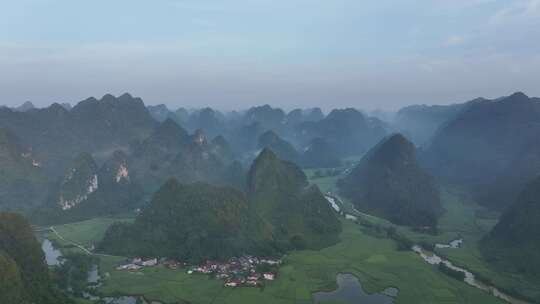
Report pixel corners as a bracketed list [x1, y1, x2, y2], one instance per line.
[116, 255, 281, 287]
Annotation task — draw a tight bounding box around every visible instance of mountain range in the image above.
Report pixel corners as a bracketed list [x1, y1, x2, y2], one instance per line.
[99, 148, 341, 260]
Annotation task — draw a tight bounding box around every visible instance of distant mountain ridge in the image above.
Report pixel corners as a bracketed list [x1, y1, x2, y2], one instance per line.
[296, 108, 387, 157]
[422, 92, 540, 192]
[0, 93, 156, 178]
[394, 101, 470, 145]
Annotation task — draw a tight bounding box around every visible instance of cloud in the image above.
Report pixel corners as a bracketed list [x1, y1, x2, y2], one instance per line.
[443, 35, 467, 47]
[490, 0, 540, 25]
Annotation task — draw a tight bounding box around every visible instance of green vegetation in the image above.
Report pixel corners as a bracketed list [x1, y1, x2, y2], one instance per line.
[248, 148, 341, 249]
[480, 177, 540, 300]
[438, 263, 466, 282]
[31, 151, 144, 225]
[56, 152, 99, 209]
[258, 130, 300, 163]
[0, 212, 71, 304]
[54, 253, 98, 296]
[339, 134, 442, 228]
[307, 160, 540, 302]
[301, 137, 341, 169]
[99, 180, 276, 262]
[49, 217, 506, 304]
[0, 128, 47, 210]
[0, 251, 25, 304]
[49, 216, 135, 249]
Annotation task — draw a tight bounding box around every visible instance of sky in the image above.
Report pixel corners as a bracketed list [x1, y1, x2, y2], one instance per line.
[1, 0, 540, 111]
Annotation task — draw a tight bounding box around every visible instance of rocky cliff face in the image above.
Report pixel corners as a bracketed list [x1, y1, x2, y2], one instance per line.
[58, 153, 99, 210]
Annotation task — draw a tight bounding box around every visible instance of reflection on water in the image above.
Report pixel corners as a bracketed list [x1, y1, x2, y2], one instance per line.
[42, 239, 62, 266]
[313, 273, 397, 304]
[88, 264, 100, 283]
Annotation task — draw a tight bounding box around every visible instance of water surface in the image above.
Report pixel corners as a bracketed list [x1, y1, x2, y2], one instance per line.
[313, 273, 397, 304]
[42, 239, 62, 266]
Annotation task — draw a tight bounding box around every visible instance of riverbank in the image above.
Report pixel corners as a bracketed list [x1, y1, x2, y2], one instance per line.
[41, 214, 506, 303]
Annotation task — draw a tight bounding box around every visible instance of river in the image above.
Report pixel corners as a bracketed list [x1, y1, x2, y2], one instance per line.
[322, 195, 530, 304]
[41, 238, 157, 304]
[413, 242, 529, 304]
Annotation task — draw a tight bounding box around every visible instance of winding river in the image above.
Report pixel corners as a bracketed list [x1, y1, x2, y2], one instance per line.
[412, 243, 529, 304]
[323, 195, 530, 304]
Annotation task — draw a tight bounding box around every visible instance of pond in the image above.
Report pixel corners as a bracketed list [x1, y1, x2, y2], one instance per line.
[313, 273, 398, 304]
[42, 239, 62, 266]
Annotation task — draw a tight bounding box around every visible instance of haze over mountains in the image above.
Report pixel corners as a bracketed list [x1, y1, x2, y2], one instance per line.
[2, 90, 540, 302]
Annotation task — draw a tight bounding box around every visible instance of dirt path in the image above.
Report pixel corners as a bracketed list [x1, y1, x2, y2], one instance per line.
[48, 226, 115, 257]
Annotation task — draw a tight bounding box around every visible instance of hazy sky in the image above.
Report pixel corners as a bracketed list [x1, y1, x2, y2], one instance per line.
[1, 0, 540, 111]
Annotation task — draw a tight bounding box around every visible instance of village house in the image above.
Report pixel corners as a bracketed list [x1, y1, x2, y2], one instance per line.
[141, 258, 158, 266]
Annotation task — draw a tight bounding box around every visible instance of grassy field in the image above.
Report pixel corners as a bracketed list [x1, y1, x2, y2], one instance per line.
[305, 164, 540, 302]
[47, 216, 135, 250]
[46, 217, 505, 304]
[40, 164, 536, 304]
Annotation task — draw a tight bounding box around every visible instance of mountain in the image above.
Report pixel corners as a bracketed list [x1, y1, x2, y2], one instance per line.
[175, 107, 190, 123]
[60, 103, 72, 111]
[0, 128, 47, 210]
[481, 176, 540, 278]
[0, 212, 70, 304]
[0, 93, 156, 179]
[423, 92, 540, 189]
[70, 93, 157, 150]
[99, 180, 275, 262]
[56, 152, 99, 211]
[257, 130, 300, 163]
[394, 102, 469, 145]
[478, 141, 540, 210]
[303, 108, 325, 122]
[210, 135, 234, 164]
[14, 101, 35, 112]
[248, 149, 341, 249]
[131, 120, 229, 192]
[296, 108, 387, 157]
[339, 134, 442, 228]
[226, 122, 265, 155]
[285, 109, 304, 126]
[301, 137, 341, 169]
[187, 107, 225, 138]
[32, 151, 144, 224]
[147, 104, 173, 122]
[244, 105, 286, 130]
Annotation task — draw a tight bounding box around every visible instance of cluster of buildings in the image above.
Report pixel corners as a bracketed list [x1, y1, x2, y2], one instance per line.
[116, 255, 281, 287]
[188, 256, 281, 287]
[116, 257, 159, 271]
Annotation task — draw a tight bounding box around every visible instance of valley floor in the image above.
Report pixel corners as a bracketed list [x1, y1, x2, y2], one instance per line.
[47, 215, 505, 304]
[40, 166, 540, 304]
